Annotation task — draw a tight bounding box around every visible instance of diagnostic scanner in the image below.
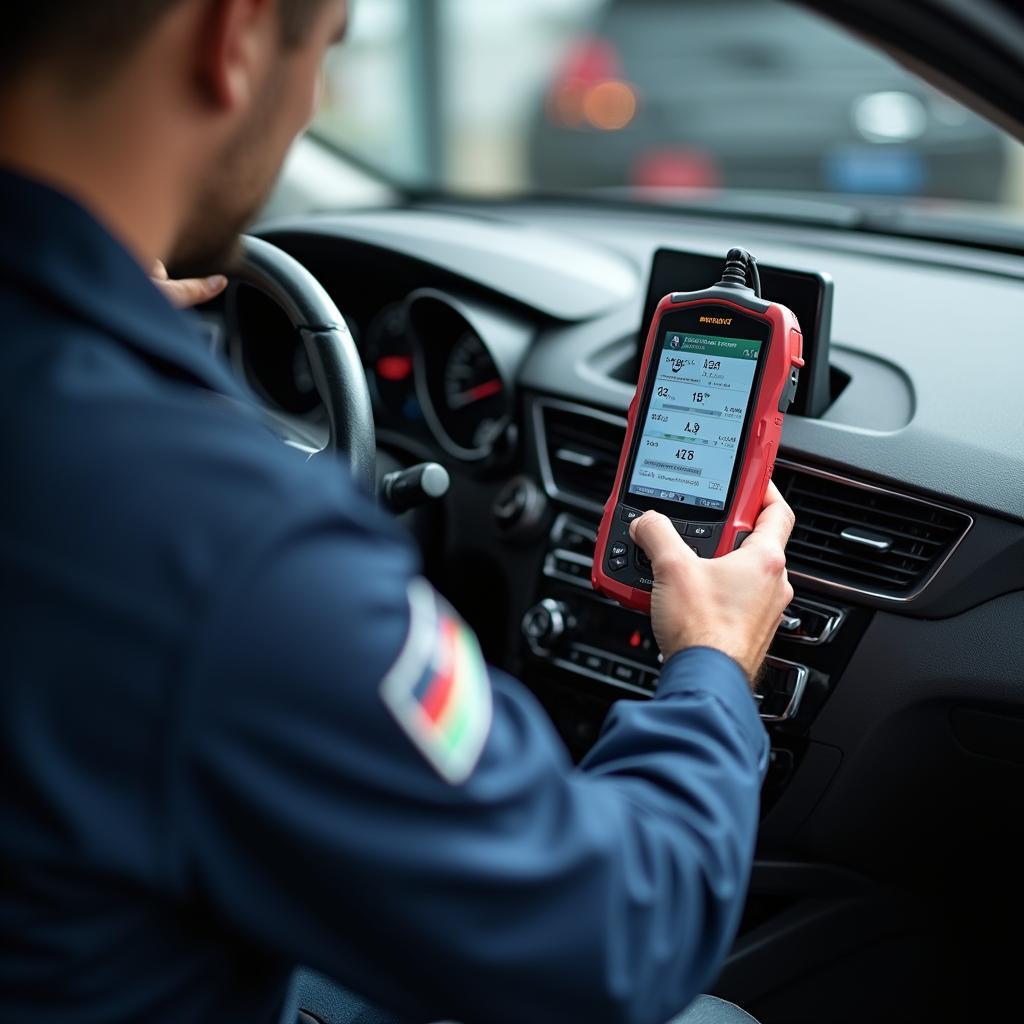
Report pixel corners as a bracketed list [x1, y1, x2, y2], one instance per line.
[593, 249, 805, 613]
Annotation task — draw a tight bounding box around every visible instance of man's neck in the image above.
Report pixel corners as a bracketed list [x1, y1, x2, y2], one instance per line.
[0, 75, 186, 271]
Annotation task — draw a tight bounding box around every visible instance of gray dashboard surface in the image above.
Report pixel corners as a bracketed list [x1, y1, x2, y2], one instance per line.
[258, 210, 640, 322]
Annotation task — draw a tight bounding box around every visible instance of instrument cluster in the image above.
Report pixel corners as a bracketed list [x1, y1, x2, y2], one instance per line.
[227, 278, 531, 465]
[365, 289, 530, 464]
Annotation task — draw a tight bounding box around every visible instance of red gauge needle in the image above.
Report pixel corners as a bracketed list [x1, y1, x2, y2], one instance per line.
[450, 378, 503, 409]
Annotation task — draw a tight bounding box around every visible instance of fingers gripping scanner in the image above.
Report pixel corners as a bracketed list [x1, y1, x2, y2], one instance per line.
[592, 249, 804, 613]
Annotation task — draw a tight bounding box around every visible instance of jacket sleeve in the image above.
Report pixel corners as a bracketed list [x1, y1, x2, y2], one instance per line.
[175, 492, 768, 1024]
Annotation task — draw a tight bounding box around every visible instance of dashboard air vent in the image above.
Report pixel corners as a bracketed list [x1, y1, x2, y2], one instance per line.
[774, 462, 972, 599]
[537, 402, 626, 513]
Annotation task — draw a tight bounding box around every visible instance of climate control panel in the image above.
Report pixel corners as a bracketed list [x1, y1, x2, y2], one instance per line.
[523, 593, 661, 696]
[526, 513, 850, 725]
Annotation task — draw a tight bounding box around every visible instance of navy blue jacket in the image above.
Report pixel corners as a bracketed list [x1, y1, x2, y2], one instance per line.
[0, 169, 768, 1024]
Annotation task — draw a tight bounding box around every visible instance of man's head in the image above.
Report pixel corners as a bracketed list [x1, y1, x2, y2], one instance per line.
[0, 0, 348, 273]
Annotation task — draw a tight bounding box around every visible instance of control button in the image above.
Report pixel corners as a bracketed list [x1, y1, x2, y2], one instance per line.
[521, 599, 568, 655]
[733, 531, 751, 550]
[641, 671, 660, 692]
[620, 507, 642, 524]
[689, 544, 706, 558]
[609, 556, 629, 572]
[554, 556, 589, 581]
[685, 523, 714, 539]
[634, 546, 652, 572]
[581, 651, 610, 675]
[609, 661, 642, 686]
[492, 476, 546, 539]
[610, 542, 628, 558]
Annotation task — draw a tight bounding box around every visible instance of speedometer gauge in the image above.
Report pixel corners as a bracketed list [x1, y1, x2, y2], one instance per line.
[364, 302, 422, 422]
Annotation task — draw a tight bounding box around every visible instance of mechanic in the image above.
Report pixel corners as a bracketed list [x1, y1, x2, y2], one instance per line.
[0, 3, 795, 1024]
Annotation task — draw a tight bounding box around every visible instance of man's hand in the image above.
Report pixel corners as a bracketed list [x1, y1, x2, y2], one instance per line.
[630, 482, 796, 685]
[151, 260, 228, 309]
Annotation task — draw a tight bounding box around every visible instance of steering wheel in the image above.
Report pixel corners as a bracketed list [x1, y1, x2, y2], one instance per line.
[228, 236, 376, 491]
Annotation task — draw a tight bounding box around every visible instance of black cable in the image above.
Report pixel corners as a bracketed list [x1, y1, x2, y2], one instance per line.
[718, 248, 761, 297]
[747, 251, 761, 297]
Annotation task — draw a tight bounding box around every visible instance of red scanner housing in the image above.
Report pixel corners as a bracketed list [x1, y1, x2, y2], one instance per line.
[592, 285, 804, 613]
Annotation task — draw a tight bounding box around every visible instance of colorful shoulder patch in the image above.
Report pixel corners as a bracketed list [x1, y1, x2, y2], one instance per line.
[380, 578, 493, 785]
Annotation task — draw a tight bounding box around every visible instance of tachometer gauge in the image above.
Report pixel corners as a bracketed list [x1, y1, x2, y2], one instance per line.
[442, 330, 507, 448]
[407, 291, 523, 463]
[364, 302, 422, 422]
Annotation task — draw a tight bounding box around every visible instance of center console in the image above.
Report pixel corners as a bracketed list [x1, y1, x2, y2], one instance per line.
[521, 512, 869, 808]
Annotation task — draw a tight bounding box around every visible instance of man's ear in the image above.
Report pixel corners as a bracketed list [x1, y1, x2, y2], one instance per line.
[194, 0, 278, 112]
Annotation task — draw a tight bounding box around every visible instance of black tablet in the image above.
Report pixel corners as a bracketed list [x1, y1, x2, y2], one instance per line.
[639, 248, 833, 417]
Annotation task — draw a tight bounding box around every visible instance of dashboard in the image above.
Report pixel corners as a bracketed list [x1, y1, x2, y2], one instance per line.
[232, 200, 1024, 897]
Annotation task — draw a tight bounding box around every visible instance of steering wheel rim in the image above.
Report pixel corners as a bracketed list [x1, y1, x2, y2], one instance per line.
[228, 236, 376, 491]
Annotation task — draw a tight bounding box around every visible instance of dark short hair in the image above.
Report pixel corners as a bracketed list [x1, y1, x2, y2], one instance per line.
[2, 1, 330, 89]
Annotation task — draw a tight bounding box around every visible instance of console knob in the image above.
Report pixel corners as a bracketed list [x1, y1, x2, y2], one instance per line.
[493, 475, 547, 542]
[521, 599, 568, 654]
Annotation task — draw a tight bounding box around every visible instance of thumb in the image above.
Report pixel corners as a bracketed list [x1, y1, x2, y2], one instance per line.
[629, 511, 698, 573]
[154, 274, 228, 310]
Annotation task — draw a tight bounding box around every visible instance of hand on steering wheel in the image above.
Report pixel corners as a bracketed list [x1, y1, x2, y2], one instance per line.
[154, 242, 378, 496]
[151, 260, 228, 309]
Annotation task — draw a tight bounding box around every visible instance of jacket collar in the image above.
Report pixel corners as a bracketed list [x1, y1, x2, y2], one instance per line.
[0, 166, 245, 398]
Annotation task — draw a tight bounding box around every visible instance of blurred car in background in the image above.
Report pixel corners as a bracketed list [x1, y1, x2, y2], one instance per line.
[528, 0, 1010, 201]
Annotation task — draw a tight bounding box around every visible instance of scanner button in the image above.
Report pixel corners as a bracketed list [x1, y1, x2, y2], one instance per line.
[610, 542, 628, 558]
[609, 556, 629, 572]
[686, 524, 714, 539]
[620, 507, 642, 524]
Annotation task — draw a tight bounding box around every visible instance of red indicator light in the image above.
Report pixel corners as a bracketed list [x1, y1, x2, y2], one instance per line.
[376, 355, 413, 382]
[629, 629, 643, 649]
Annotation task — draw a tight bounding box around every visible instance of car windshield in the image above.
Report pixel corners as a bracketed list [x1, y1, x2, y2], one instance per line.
[313, 0, 1024, 217]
